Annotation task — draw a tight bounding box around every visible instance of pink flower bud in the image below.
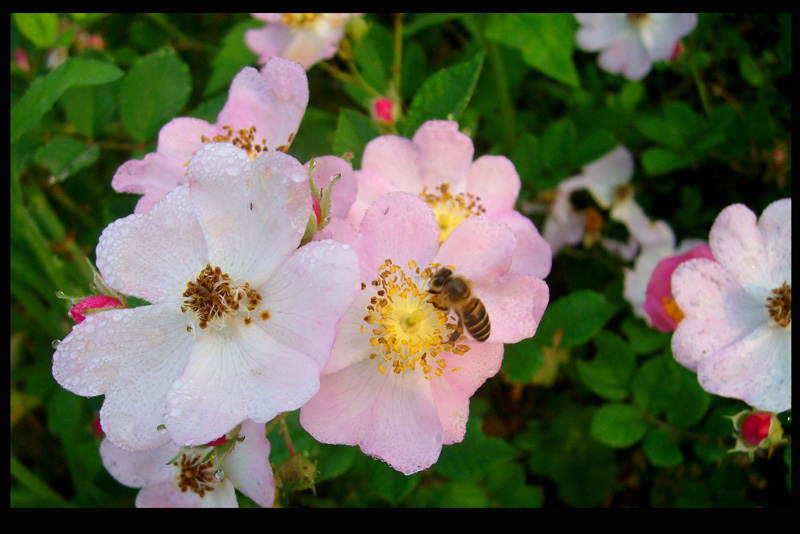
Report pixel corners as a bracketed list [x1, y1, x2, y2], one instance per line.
[741, 412, 772, 446]
[204, 435, 229, 447]
[670, 41, 684, 61]
[373, 97, 397, 125]
[69, 295, 124, 324]
[311, 194, 322, 225]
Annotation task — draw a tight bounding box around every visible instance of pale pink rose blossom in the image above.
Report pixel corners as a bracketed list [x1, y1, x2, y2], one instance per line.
[300, 192, 549, 475]
[671, 198, 791, 413]
[100, 420, 274, 508]
[245, 13, 361, 70]
[53, 143, 361, 451]
[643, 243, 715, 332]
[575, 13, 697, 80]
[543, 146, 634, 255]
[347, 120, 552, 280]
[112, 59, 309, 213]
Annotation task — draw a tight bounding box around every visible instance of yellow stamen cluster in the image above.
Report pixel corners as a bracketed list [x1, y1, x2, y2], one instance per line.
[175, 452, 218, 498]
[201, 125, 268, 160]
[281, 13, 322, 28]
[626, 13, 651, 27]
[363, 259, 469, 379]
[766, 282, 791, 327]
[181, 264, 267, 330]
[420, 183, 486, 244]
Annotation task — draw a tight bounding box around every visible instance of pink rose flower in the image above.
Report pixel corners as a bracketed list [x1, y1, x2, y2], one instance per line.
[643, 243, 715, 332]
[575, 13, 698, 80]
[112, 59, 309, 213]
[53, 143, 361, 451]
[245, 13, 361, 70]
[347, 120, 552, 280]
[100, 420, 274, 508]
[300, 192, 549, 474]
[671, 199, 791, 413]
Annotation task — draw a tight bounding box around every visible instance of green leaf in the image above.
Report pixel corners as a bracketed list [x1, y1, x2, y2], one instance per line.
[620, 317, 670, 355]
[205, 19, 259, 97]
[632, 353, 682, 416]
[10, 57, 123, 145]
[485, 461, 544, 508]
[635, 115, 686, 148]
[485, 13, 579, 87]
[14, 13, 59, 49]
[434, 417, 518, 480]
[501, 337, 545, 383]
[739, 54, 766, 87]
[641, 147, 693, 176]
[366, 457, 420, 504]
[333, 109, 382, 168]
[59, 84, 116, 139]
[664, 363, 711, 428]
[541, 118, 578, 172]
[534, 289, 617, 348]
[119, 47, 192, 142]
[643, 428, 684, 467]
[590, 403, 648, 448]
[355, 22, 394, 93]
[402, 52, 484, 136]
[34, 136, 100, 182]
[575, 129, 619, 168]
[576, 331, 636, 400]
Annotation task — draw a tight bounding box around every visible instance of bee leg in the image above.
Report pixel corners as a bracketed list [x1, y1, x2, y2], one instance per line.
[447, 315, 464, 343]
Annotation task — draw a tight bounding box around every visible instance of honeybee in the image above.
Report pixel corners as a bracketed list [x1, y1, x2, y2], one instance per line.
[427, 267, 490, 343]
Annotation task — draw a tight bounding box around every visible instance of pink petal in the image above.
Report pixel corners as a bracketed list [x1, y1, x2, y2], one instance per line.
[575, 14, 631, 51]
[411, 120, 475, 190]
[640, 14, 697, 61]
[435, 216, 516, 282]
[187, 144, 310, 288]
[346, 169, 397, 224]
[165, 321, 322, 446]
[100, 437, 178, 488]
[475, 271, 550, 344]
[53, 305, 193, 450]
[136, 479, 238, 508]
[361, 134, 424, 192]
[222, 420, 275, 508]
[96, 185, 207, 304]
[245, 25, 294, 65]
[111, 117, 217, 214]
[491, 209, 552, 279]
[598, 32, 652, 81]
[464, 155, 520, 214]
[698, 323, 791, 413]
[300, 360, 444, 475]
[256, 239, 360, 369]
[431, 342, 504, 444]
[357, 192, 441, 278]
[758, 198, 791, 287]
[217, 61, 308, 153]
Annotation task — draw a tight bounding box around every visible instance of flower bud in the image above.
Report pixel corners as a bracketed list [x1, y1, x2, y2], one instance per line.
[68, 295, 124, 324]
[728, 409, 787, 459]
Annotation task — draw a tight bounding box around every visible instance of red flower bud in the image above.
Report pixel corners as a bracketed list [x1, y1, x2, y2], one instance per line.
[741, 412, 772, 446]
[69, 295, 124, 324]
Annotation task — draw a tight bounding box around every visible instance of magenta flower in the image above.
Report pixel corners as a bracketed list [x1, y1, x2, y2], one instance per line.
[245, 13, 361, 70]
[100, 420, 274, 508]
[671, 199, 791, 413]
[575, 13, 698, 80]
[112, 59, 309, 213]
[300, 193, 549, 474]
[53, 143, 361, 451]
[643, 243, 715, 332]
[347, 120, 551, 280]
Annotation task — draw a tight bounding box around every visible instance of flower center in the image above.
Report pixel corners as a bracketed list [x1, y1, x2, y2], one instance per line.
[626, 13, 651, 28]
[181, 264, 269, 331]
[281, 13, 322, 28]
[766, 282, 791, 327]
[174, 451, 219, 498]
[420, 183, 486, 244]
[363, 259, 469, 379]
[662, 296, 685, 325]
[201, 125, 272, 159]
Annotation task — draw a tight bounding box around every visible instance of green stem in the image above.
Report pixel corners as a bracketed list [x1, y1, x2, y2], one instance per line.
[686, 39, 712, 118]
[10, 453, 73, 507]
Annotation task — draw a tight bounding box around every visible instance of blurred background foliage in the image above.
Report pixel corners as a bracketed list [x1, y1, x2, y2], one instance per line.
[10, 13, 791, 507]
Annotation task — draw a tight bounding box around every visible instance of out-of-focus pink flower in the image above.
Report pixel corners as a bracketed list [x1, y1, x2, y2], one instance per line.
[100, 420, 274, 508]
[348, 120, 552, 279]
[575, 13, 697, 80]
[300, 193, 549, 475]
[53, 143, 360, 451]
[643, 243, 715, 332]
[112, 60, 309, 214]
[68, 295, 124, 324]
[245, 13, 361, 70]
[671, 199, 791, 413]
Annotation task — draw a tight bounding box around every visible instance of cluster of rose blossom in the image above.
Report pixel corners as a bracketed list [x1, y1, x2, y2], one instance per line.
[51, 13, 790, 508]
[52, 49, 551, 505]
